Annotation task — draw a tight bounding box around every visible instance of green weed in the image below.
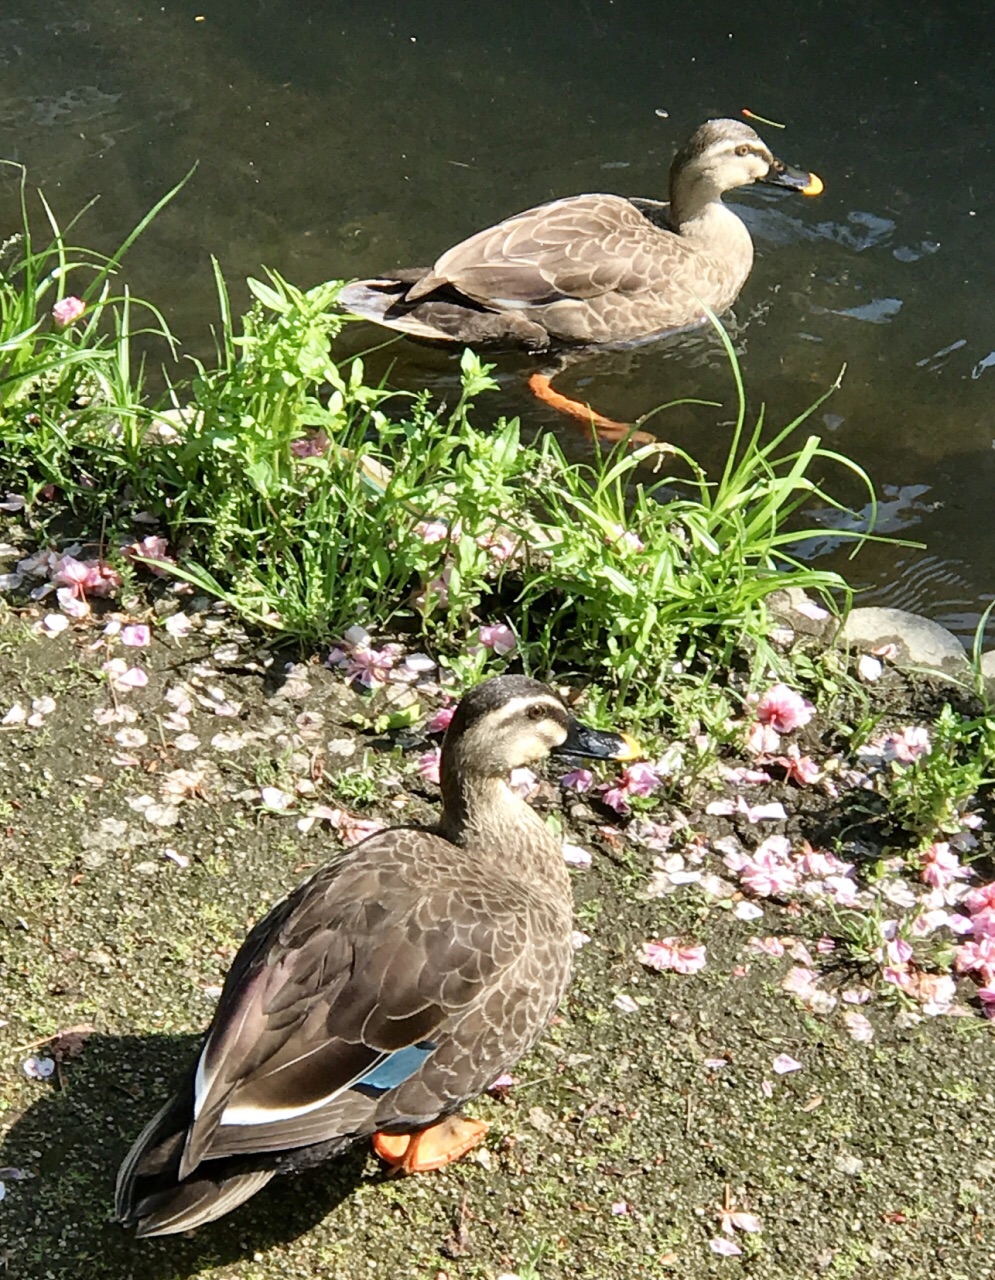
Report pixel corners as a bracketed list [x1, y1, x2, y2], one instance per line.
[888, 703, 994, 844]
[0, 171, 883, 724]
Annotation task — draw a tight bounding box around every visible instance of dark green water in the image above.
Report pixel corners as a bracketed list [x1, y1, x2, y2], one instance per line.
[2, 1, 993, 636]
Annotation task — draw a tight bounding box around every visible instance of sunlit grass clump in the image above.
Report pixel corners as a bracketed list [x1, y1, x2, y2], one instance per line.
[0, 174, 875, 714]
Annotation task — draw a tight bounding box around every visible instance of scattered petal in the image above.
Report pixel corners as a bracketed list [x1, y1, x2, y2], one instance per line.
[709, 1237, 742, 1256]
[102, 659, 148, 693]
[340, 816, 386, 846]
[164, 613, 193, 639]
[726, 1211, 763, 1234]
[508, 767, 538, 798]
[749, 935, 785, 958]
[260, 786, 294, 811]
[755, 683, 814, 733]
[843, 1011, 874, 1042]
[121, 624, 151, 647]
[745, 721, 781, 756]
[562, 842, 593, 869]
[143, 803, 180, 827]
[417, 747, 442, 786]
[52, 295, 86, 326]
[426, 705, 455, 734]
[57, 587, 89, 618]
[477, 623, 517, 655]
[640, 938, 707, 974]
[857, 654, 883, 682]
[22, 1056, 56, 1079]
[772, 1053, 803, 1075]
[41, 613, 70, 636]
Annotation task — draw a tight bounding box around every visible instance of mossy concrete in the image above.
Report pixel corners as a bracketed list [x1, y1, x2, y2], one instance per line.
[0, 618, 993, 1280]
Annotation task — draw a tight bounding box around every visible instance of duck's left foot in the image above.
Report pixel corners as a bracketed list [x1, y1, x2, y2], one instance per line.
[372, 1115, 490, 1174]
[527, 372, 655, 446]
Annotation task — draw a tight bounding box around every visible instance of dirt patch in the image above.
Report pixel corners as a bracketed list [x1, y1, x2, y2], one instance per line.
[0, 611, 993, 1280]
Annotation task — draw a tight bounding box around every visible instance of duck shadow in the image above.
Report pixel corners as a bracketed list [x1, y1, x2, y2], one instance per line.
[0, 1032, 369, 1280]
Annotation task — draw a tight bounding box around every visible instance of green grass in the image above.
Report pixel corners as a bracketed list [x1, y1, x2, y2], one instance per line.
[0, 168, 880, 721]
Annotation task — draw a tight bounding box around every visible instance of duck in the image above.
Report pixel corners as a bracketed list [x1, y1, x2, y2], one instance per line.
[115, 675, 639, 1237]
[338, 117, 823, 438]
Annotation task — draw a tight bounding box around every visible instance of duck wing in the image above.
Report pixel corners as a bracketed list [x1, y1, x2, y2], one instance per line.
[405, 194, 689, 309]
[175, 838, 528, 1175]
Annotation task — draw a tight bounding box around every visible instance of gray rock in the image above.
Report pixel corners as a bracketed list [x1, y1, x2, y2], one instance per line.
[839, 607, 967, 674]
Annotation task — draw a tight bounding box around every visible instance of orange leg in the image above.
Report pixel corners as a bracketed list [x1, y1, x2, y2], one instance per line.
[527, 372, 656, 447]
[372, 1115, 490, 1174]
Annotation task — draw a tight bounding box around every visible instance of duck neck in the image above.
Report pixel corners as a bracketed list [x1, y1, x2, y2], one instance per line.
[439, 766, 569, 888]
[668, 175, 754, 304]
[670, 171, 750, 245]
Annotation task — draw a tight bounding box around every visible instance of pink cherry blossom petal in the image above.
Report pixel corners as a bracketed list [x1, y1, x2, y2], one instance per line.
[639, 938, 707, 974]
[843, 1011, 874, 1042]
[620, 761, 661, 797]
[562, 842, 593, 869]
[509, 767, 538, 798]
[754, 683, 815, 733]
[121, 624, 151, 647]
[727, 1211, 763, 1234]
[52, 295, 85, 326]
[772, 1053, 803, 1074]
[417, 747, 442, 786]
[477, 623, 517, 655]
[745, 721, 781, 756]
[559, 767, 594, 793]
[426, 705, 455, 734]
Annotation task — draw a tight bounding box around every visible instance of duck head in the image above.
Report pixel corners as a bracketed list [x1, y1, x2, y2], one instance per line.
[670, 118, 823, 224]
[441, 674, 639, 782]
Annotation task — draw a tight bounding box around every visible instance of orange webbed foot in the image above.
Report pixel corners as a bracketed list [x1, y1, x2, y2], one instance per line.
[372, 1115, 490, 1174]
[527, 372, 656, 447]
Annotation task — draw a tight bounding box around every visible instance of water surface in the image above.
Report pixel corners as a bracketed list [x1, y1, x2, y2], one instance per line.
[2, 0, 993, 636]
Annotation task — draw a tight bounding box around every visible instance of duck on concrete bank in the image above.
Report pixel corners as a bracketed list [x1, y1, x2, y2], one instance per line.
[116, 675, 640, 1237]
[339, 117, 823, 437]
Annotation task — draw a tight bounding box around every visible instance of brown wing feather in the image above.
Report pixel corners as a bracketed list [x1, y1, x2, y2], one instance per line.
[179, 835, 527, 1170]
[407, 194, 696, 309]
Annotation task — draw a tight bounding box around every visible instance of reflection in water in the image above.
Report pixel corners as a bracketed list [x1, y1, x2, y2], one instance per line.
[1, 0, 993, 637]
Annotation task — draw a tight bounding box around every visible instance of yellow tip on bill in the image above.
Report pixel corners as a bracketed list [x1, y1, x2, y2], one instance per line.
[801, 172, 824, 197]
[615, 731, 644, 761]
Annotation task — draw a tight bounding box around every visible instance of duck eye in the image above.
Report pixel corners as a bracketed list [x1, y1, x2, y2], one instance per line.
[735, 144, 752, 157]
[526, 704, 547, 723]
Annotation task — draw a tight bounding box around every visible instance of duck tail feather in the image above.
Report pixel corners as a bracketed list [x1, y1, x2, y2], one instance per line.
[116, 1079, 276, 1236]
[131, 1168, 277, 1238]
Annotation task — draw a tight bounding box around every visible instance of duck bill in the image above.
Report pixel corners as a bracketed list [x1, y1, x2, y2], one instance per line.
[761, 160, 824, 197]
[554, 719, 642, 761]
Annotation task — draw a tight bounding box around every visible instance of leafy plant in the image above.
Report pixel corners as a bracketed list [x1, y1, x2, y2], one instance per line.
[0, 162, 186, 501]
[888, 702, 995, 843]
[0, 183, 883, 721]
